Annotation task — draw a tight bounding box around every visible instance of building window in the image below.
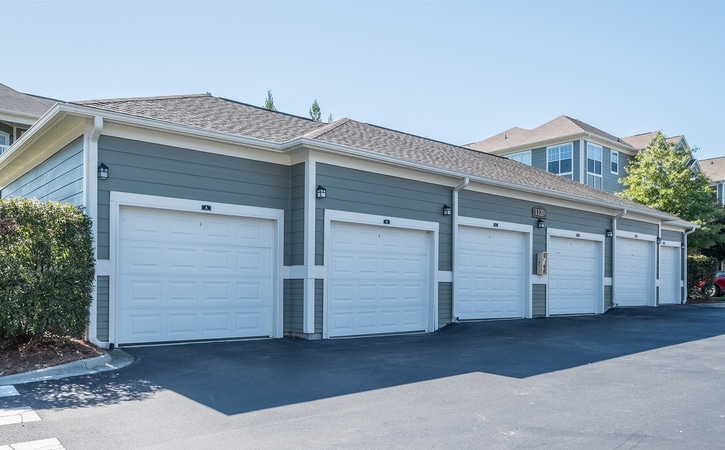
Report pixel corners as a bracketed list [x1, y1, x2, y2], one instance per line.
[547, 143, 573, 178]
[0, 131, 9, 155]
[587, 143, 603, 189]
[507, 151, 531, 165]
[611, 151, 619, 174]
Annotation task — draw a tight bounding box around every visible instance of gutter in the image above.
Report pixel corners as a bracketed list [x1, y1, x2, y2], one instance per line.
[450, 177, 470, 322]
[610, 209, 627, 308]
[85, 116, 105, 348]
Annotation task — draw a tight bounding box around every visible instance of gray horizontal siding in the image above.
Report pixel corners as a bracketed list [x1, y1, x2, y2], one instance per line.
[96, 276, 110, 342]
[2, 137, 84, 206]
[316, 163, 453, 270]
[603, 148, 625, 194]
[532, 284, 546, 317]
[618, 218, 658, 235]
[315, 279, 323, 334]
[288, 163, 305, 266]
[661, 230, 683, 243]
[284, 279, 304, 334]
[438, 282, 452, 327]
[96, 136, 291, 259]
[531, 147, 546, 171]
[604, 285, 613, 310]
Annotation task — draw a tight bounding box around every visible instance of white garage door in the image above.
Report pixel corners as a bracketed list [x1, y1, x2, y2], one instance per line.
[615, 237, 655, 307]
[659, 245, 681, 305]
[117, 206, 275, 344]
[456, 226, 527, 319]
[327, 222, 431, 337]
[548, 236, 601, 315]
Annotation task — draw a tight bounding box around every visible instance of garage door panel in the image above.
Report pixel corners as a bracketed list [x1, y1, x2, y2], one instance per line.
[456, 226, 527, 319]
[548, 236, 600, 315]
[118, 206, 275, 343]
[328, 222, 430, 337]
[615, 238, 654, 306]
[659, 246, 680, 305]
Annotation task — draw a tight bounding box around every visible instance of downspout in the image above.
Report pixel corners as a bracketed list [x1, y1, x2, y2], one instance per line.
[451, 177, 469, 322]
[84, 116, 104, 347]
[683, 227, 697, 304]
[610, 209, 626, 308]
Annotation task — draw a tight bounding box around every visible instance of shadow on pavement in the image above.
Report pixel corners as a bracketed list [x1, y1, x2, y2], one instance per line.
[7, 305, 725, 415]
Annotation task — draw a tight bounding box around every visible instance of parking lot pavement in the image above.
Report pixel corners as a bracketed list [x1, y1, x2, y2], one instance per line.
[1, 305, 724, 449]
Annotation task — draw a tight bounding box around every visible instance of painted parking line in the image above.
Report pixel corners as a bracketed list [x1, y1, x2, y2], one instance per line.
[0, 438, 65, 450]
[0, 407, 41, 426]
[0, 386, 19, 397]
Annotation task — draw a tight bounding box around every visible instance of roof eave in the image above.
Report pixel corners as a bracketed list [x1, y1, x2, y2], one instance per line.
[287, 137, 692, 227]
[479, 132, 636, 156]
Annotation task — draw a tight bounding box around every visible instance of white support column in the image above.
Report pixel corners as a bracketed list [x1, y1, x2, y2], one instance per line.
[303, 159, 319, 334]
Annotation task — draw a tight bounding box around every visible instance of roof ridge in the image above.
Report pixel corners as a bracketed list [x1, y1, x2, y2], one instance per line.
[74, 93, 211, 104]
[302, 118, 352, 139]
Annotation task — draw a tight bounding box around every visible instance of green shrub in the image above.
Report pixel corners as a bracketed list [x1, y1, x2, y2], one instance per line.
[0, 198, 94, 348]
[687, 254, 718, 296]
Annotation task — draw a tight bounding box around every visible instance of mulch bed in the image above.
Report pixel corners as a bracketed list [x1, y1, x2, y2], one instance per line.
[0, 338, 105, 377]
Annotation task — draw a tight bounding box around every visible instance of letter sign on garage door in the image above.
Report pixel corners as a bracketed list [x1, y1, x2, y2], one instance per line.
[117, 206, 275, 344]
[327, 221, 431, 338]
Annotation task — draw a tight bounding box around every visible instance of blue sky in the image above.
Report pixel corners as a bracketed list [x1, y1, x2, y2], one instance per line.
[4, 1, 724, 159]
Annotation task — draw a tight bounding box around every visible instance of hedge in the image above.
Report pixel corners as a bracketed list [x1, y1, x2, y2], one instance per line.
[687, 254, 718, 296]
[0, 198, 94, 348]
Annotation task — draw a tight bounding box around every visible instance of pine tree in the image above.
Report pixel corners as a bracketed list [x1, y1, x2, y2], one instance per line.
[264, 89, 277, 111]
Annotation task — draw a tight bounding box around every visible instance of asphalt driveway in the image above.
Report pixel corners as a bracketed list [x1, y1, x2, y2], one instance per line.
[3, 305, 725, 449]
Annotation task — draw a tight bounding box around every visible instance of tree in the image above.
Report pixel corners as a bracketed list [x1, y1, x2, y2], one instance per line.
[264, 89, 277, 111]
[309, 99, 321, 121]
[617, 131, 724, 252]
[327, 113, 333, 123]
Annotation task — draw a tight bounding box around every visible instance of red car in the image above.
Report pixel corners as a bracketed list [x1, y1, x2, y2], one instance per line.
[703, 271, 725, 297]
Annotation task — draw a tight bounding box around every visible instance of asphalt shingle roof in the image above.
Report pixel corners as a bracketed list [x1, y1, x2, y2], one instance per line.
[700, 157, 725, 182]
[0, 83, 56, 117]
[75, 94, 325, 143]
[464, 115, 636, 153]
[72, 95, 676, 219]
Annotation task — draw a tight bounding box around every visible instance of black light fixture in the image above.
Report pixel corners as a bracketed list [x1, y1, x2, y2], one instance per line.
[657, 237, 663, 245]
[98, 163, 109, 180]
[442, 205, 452, 216]
[606, 230, 613, 238]
[681, 243, 686, 249]
[316, 185, 326, 199]
[537, 219, 546, 228]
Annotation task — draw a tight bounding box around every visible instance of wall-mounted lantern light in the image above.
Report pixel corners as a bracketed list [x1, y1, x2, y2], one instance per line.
[98, 163, 109, 180]
[657, 237, 663, 245]
[442, 205, 452, 216]
[681, 243, 686, 249]
[537, 219, 546, 229]
[606, 230, 613, 238]
[316, 185, 326, 199]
